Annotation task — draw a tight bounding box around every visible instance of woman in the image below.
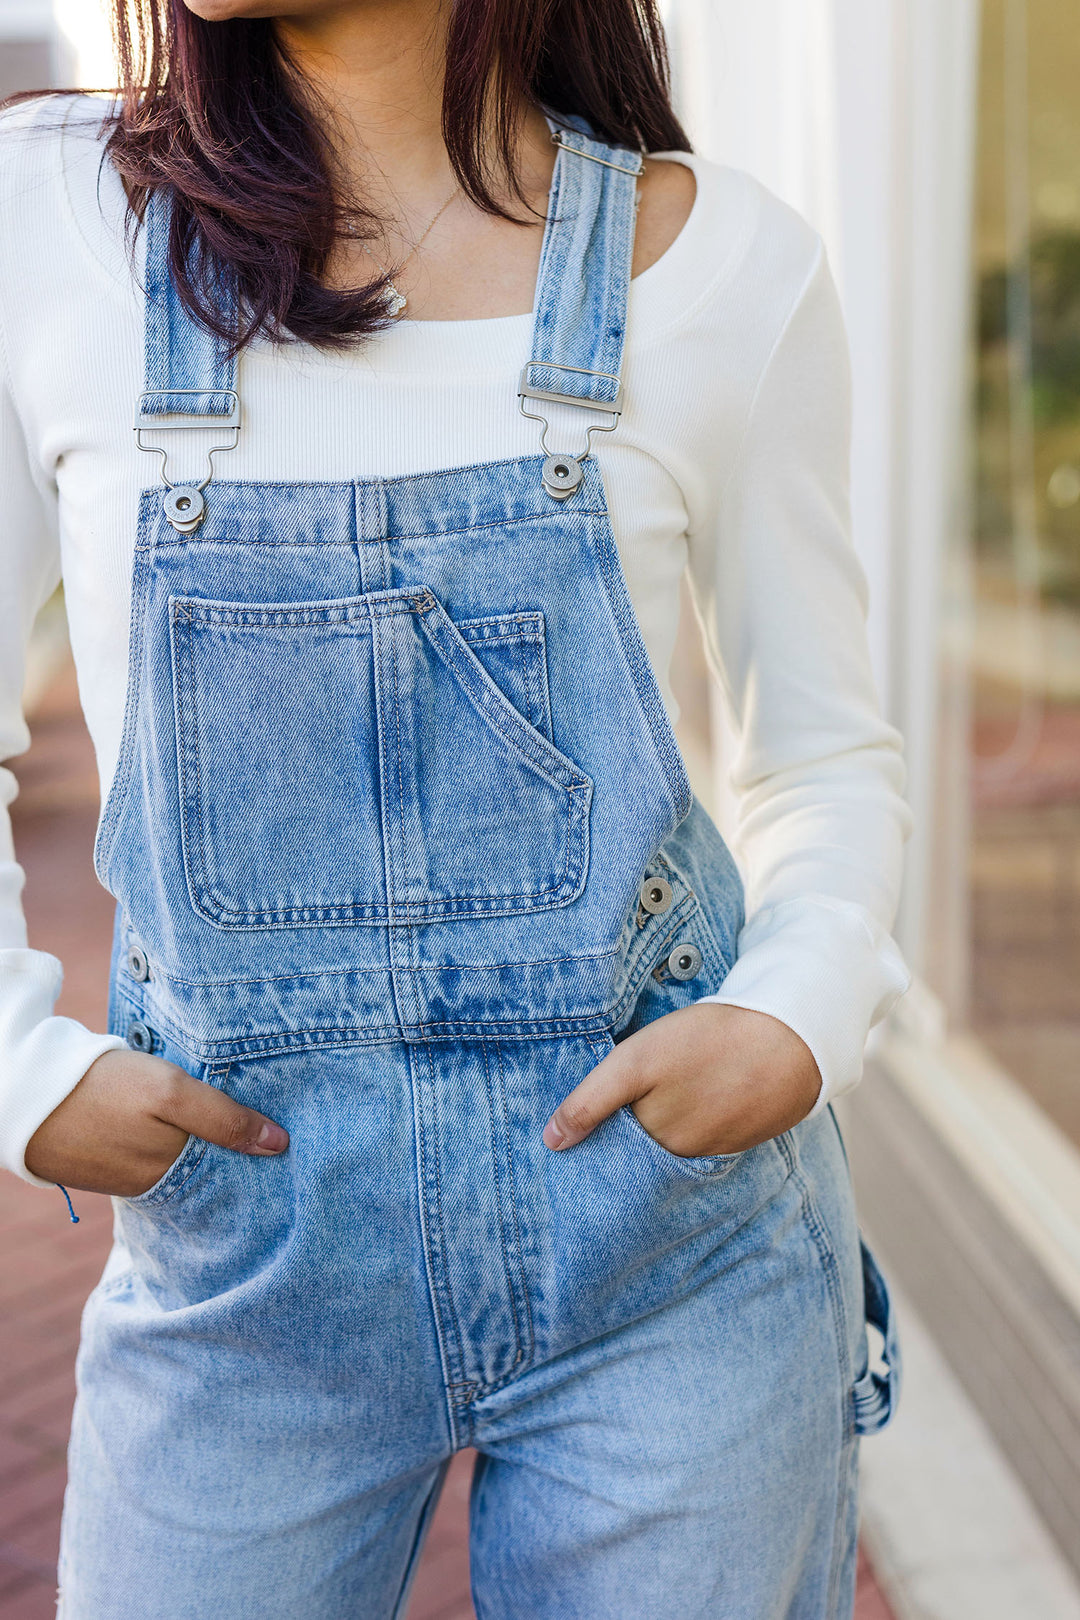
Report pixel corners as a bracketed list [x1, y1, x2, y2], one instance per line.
[0, 1, 909, 1613]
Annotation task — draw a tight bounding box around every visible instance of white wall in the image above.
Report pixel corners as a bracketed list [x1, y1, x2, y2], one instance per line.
[0, 0, 112, 87]
[51, 0, 112, 87]
[0, 0, 51, 37]
[0, 0, 110, 88]
[0, 0, 57, 97]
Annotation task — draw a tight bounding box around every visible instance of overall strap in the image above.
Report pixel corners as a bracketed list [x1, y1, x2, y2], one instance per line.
[519, 116, 644, 499]
[134, 188, 241, 533]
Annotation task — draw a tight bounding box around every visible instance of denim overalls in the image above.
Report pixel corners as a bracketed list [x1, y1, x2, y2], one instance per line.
[59, 120, 899, 1619]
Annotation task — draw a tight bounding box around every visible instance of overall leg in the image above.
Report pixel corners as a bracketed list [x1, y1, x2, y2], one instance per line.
[57, 1042, 455, 1620]
[465, 1072, 865, 1620]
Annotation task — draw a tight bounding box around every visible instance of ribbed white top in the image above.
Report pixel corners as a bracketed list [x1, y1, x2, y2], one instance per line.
[0, 96, 912, 1183]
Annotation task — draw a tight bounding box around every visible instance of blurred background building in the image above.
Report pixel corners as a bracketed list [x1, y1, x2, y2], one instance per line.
[2, 2, 1080, 1617]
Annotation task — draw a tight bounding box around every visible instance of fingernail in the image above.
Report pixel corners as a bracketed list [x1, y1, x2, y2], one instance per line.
[543, 1119, 567, 1151]
[252, 1122, 288, 1155]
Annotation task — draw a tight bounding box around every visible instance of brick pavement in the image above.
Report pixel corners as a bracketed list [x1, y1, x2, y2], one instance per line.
[0, 658, 896, 1618]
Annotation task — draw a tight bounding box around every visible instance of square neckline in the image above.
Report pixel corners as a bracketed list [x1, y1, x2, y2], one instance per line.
[393, 153, 699, 331]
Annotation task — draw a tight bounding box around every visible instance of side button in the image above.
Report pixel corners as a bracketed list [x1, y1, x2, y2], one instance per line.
[126, 946, 151, 983]
[126, 1019, 154, 1053]
[638, 876, 674, 916]
[665, 943, 703, 982]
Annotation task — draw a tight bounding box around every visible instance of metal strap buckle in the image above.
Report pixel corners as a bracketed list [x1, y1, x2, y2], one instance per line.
[133, 388, 241, 503]
[518, 363, 624, 415]
[133, 389, 241, 431]
[550, 131, 645, 177]
[518, 364, 622, 498]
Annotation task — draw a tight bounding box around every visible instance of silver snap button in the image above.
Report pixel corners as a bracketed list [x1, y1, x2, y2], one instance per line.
[542, 455, 584, 500]
[163, 485, 206, 534]
[666, 942, 703, 982]
[126, 1018, 154, 1053]
[126, 945, 150, 983]
[638, 876, 673, 916]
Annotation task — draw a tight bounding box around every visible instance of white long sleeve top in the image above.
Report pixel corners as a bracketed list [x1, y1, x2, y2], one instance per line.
[0, 96, 912, 1184]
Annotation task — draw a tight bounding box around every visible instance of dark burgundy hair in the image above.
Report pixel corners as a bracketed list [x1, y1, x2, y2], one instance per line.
[95, 0, 689, 349]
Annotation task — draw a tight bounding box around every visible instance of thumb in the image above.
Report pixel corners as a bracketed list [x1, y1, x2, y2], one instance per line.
[543, 1044, 643, 1151]
[153, 1069, 289, 1157]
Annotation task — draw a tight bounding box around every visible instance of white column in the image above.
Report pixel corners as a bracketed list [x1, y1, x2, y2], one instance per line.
[665, 0, 841, 267]
[835, 0, 979, 974]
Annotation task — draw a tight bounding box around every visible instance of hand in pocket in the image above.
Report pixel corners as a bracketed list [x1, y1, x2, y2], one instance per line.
[543, 1002, 821, 1158]
[24, 1048, 288, 1196]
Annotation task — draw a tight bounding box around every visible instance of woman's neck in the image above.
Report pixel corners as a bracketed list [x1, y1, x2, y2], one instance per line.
[267, 0, 558, 308]
[274, 0, 553, 237]
[276, 1, 456, 207]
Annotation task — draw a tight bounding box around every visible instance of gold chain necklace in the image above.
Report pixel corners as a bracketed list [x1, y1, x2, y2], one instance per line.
[343, 183, 461, 317]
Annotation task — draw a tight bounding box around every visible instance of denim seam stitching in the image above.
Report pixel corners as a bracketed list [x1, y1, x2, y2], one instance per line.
[493, 1036, 535, 1369]
[110, 1008, 622, 1061]
[390, 607, 410, 924]
[409, 1014, 609, 1036]
[421, 1039, 470, 1425]
[776, 1133, 856, 1617]
[140, 511, 608, 551]
[141, 942, 625, 988]
[128, 901, 703, 1048]
[384, 599, 427, 1034]
[94, 542, 150, 885]
[479, 1037, 526, 1375]
[410, 1044, 467, 1449]
[173, 595, 587, 925]
[386, 607, 585, 910]
[535, 620, 554, 740]
[588, 508, 692, 822]
[173, 608, 209, 914]
[180, 608, 212, 912]
[514, 623, 538, 732]
[187, 607, 231, 919]
[782, 1140, 852, 1411]
[418, 595, 590, 800]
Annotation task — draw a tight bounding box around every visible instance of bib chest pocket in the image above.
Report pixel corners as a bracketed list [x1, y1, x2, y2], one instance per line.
[170, 588, 592, 929]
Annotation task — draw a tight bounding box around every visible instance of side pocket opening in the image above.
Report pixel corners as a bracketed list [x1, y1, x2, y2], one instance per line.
[121, 1060, 233, 1211]
[852, 1237, 902, 1435]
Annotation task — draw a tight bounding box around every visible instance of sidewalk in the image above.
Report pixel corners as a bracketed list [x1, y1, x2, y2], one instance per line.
[0, 656, 895, 1618]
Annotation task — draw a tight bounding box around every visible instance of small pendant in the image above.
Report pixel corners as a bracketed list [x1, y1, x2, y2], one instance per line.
[385, 283, 407, 316]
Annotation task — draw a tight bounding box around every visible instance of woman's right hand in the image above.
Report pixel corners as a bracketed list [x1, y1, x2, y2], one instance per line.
[24, 1048, 289, 1196]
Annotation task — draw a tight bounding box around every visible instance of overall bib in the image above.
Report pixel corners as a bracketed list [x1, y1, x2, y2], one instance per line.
[59, 122, 899, 1619]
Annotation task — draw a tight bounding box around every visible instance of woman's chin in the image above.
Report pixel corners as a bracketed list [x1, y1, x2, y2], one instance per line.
[181, 0, 294, 20]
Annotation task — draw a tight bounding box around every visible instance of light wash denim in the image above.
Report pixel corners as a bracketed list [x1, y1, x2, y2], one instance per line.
[59, 118, 900, 1618]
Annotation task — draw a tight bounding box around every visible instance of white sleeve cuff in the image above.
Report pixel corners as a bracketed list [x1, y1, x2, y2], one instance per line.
[0, 947, 126, 1185]
[698, 896, 911, 1117]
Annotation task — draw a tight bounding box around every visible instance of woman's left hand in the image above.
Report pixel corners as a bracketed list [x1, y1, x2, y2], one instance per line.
[543, 1003, 822, 1158]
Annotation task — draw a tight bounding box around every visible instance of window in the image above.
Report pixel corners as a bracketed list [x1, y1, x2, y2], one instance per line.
[960, 0, 1080, 1147]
